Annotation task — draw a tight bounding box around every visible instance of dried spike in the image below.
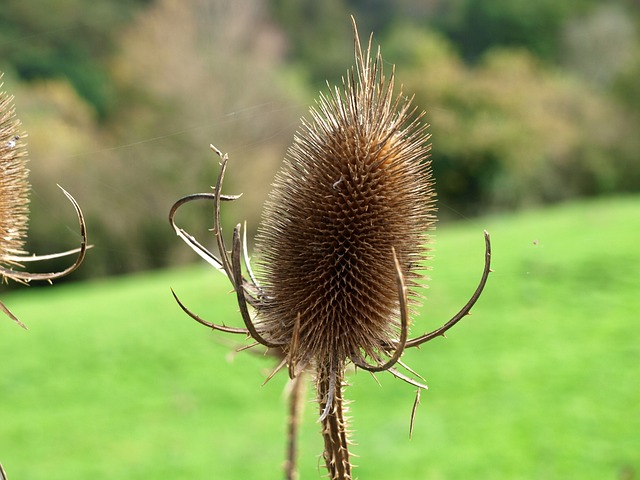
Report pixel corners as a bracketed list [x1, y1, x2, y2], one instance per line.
[396, 359, 426, 381]
[242, 220, 260, 288]
[213, 151, 237, 285]
[0, 186, 89, 283]
[263, 356, 288, 386]
[288, 312, 302, 379]
[0, 299, 27, 329]
[231, 224, 283, 349]
[388, 367, 429, 390]
[169, 192, 241, 279]
[169, 191, 263, 309]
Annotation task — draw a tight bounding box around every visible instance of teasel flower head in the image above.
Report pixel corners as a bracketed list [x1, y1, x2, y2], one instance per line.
[170, 17, 491, 480]
[0, 75, 89, 328]
[254, 23, 436, 378]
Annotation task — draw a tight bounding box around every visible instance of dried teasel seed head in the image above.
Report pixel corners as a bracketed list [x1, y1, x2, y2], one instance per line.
[255, 27, 436, 368]
[0, 78, 30, 266]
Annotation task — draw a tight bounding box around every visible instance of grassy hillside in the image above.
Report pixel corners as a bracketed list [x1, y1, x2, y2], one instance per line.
[1, 195, 638, 479]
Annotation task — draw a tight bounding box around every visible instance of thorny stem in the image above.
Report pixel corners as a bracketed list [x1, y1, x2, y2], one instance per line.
[318, 361, 351, 480]
[285, 374, 307, 480]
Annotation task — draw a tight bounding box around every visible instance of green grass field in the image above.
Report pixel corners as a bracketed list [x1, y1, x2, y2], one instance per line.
[1, 195, 638, 479]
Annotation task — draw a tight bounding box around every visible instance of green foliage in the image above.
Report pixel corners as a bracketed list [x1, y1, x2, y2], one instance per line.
[269, 0, 352, 84]
[560, 5, 637, 89]
[433, 0, 589, 62]
[268, 0, 436, 84]
[614, 50, 640, 116]
[382, 24, 640, 216]
[0, 0, 150, 117]
[1, 195, 638, 479]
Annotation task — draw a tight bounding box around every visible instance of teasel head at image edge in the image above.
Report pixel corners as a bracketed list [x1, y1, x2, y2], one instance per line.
[0, 82, 30, 271]
[0, 75, 88, 328]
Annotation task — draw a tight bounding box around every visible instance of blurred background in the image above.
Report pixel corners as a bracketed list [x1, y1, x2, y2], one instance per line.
[1, 0, 639, 281]
[1, 2, 639, 479]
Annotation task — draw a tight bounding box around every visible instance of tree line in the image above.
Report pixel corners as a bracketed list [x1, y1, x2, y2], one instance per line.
[1, 0, 638, 279]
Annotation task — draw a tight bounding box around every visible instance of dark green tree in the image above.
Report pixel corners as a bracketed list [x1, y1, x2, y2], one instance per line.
[0, 0, 152, 118]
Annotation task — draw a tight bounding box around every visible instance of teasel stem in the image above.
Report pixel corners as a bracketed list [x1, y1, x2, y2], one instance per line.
[318, 359, 351, 480]
[285, 373, 307, 480]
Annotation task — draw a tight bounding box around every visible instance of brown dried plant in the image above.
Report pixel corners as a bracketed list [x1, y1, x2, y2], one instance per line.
[0, 76, 88, 329]
[170, 18, 491, 480]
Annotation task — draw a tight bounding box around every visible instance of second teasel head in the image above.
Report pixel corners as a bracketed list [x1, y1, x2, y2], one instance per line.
[0, 75, 88, 327]
[0, 84, 30, 268]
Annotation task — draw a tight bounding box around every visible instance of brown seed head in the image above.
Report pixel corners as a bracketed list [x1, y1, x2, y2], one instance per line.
[255, 30, 436, 368]
[0, 79, 30, 266]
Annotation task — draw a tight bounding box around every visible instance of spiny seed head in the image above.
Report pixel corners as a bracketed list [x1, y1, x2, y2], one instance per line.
[255, 30, 436, 367]
[0, 79, 30, 266]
